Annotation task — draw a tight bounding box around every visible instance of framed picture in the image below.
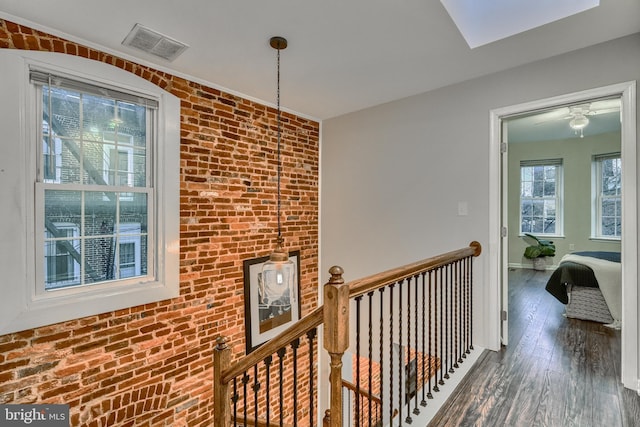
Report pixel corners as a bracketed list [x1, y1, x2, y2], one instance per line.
[243, 250, 301, 353]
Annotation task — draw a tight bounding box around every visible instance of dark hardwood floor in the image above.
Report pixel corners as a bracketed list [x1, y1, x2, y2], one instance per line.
[429, 268, 640, 426]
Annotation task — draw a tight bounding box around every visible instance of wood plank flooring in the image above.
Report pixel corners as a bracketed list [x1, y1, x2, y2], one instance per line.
[428, 268, 640, 426]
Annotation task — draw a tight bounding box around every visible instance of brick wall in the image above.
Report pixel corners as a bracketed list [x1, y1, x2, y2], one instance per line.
[0, 19, 319, 427]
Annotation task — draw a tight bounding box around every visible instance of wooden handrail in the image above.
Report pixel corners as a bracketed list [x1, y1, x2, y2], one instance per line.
[341, 379, 382, 405]
[220, 305, 323, 385]
[347, 241, 481, 299]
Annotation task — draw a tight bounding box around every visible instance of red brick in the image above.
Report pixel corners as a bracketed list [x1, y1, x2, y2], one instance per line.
[0, 16, 319, 427]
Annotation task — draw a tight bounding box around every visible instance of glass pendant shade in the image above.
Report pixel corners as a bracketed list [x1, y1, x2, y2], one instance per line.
[261, 238, 295, 307]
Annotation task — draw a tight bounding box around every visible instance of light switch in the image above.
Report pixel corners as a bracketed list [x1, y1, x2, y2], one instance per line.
[458, 201, 468, 216]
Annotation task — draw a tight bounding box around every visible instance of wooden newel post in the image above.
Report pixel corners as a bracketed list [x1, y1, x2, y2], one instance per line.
[323, 266, 349, 427]
[213, 336, 231, 427]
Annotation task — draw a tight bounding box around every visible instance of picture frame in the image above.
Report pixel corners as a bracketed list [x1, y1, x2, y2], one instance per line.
[243, 250, 301, 353]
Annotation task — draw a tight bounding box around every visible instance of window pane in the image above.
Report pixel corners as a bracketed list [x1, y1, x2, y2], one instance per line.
[532, 200, 544, 216]
[532, 180, 543, 197]
[133, 148, 147, 187]
[532, 218, 543, 233]
[45, 190, 81, 227]
[602, 217, 616, 236]
[84, 191, 117, 236]
[533, 166, 544, 181]
[120, 193, 148, 229]
[543, 180, 556, 197]
[602, 199, 617, 216]
[44, 237, 81, 290]
[45, 86, 80, 138]
[82, 94, 116, 132]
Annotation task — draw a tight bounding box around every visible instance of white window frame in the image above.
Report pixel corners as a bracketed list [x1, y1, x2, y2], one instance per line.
[0, 50, 180, 335]
[592, 153, 622, 240]
[519, 159, 564, 237]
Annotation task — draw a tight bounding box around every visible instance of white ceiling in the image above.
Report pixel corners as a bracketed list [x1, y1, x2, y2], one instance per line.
[0, 0, 639, 120]
[507, 99, 621, 143]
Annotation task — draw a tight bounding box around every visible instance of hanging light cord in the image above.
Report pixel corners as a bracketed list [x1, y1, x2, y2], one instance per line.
[276, 42, 282, 241]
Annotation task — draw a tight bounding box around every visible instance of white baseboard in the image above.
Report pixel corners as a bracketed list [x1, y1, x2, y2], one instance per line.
[389, 347, 485, 426]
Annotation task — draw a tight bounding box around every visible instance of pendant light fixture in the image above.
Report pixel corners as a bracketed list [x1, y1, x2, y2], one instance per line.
[260, 36, 295, 312]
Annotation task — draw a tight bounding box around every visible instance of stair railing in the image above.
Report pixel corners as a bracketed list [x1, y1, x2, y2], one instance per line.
[214, 241, 481, 427]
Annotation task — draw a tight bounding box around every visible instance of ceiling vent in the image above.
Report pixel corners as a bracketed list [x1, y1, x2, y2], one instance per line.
[122, 23, 188, 62]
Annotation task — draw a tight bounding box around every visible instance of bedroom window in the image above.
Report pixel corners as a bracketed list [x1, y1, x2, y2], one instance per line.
[593, 153, 621, 239]
[519, 159, 563, 236]
[0, 50, 180, 335]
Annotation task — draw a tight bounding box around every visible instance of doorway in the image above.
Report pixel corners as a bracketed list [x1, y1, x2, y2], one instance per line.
[488, 81, 638, 390]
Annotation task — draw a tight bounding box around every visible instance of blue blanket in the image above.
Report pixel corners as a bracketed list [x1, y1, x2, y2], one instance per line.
[571, 251, 620, 263]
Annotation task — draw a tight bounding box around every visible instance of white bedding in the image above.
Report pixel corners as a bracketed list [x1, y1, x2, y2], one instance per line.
[560, 254, 621, 324]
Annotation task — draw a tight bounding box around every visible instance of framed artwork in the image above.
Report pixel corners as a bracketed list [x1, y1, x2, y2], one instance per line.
[243, 250, 301, 353]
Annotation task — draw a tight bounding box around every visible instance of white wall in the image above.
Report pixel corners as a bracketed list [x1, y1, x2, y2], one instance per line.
[319, 33, 640, 396]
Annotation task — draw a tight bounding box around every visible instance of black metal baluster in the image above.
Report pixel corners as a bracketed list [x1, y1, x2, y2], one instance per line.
[252, 365, 259, 427]
[449, 263, 455, 373]
[232, 378, 238, 427]
[427, 270, 434, 399]
[398, 279, 404, 426]
[389, 282, 395, 423]
[438, 266, 444, 388]
[242, 372, 249, 424]
[265, 355, 272, 426]
[462, 256, 468, 358]
[445, 263, 452, 379]
[457, 259, 463, 365]
[407, 275, 413, 422]
[420, 272, 427, 407]
[378, 287, 385, 426]
[453, 260, 460, 369]
[292, 338, 300, 426]
[368, 291, 374, 427]
[277, 347, 286, 426]
[308, 328, 316, 426]
[355, 295, 362, 425]
[413, 274, 420, 415]
[468, 257, 473, 353]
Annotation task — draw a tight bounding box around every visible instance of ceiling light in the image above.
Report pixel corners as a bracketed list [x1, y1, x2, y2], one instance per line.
[570, 114, 589, 138]
[261, 37, 295, 310]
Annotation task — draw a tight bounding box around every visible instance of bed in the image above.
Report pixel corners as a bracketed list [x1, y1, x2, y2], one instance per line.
[545, 251, 621, 328]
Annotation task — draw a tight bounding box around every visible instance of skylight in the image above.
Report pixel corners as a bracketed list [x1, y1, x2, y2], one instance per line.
[440, 0, 600, 48]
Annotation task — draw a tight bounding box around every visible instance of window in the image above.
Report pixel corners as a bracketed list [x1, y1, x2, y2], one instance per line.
[0, 50, 180, 335]
[520, 159, 563, 236]
[593, 153, 622, 239]
[35, 77, 152, 292]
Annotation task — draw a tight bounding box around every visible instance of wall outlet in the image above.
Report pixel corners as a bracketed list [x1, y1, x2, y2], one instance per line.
[569, 244, 575, 250]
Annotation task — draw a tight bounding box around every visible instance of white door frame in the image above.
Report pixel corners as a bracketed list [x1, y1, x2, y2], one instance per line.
[488, 81, 638, 389]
